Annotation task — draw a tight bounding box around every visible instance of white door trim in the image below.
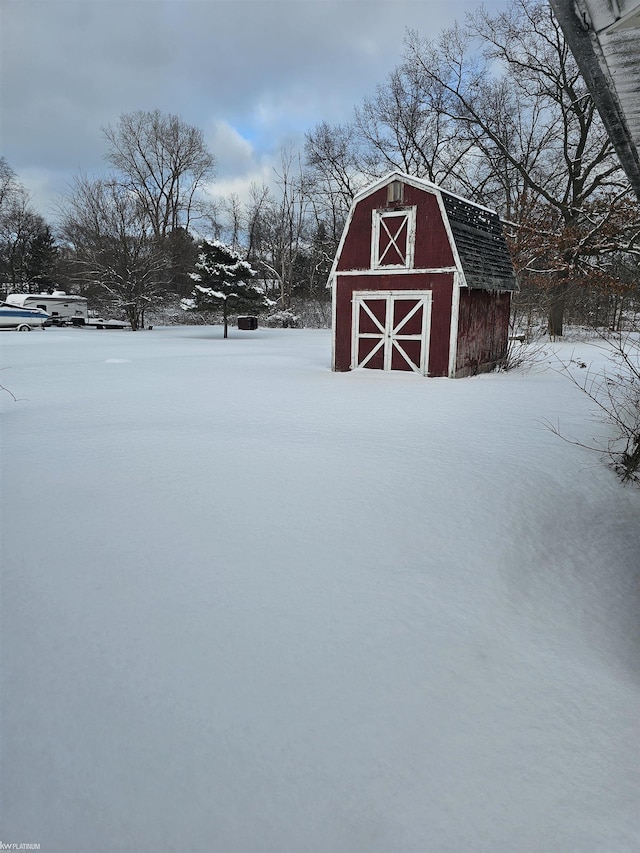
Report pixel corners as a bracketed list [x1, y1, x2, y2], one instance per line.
[351, 290, 432, 375]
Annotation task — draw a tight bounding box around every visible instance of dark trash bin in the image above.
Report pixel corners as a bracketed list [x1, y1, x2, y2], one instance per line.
[237, 316, 258, 330]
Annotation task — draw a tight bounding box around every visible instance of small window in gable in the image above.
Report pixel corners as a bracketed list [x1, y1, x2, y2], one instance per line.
[371, 207, 416, 269]
[387, 180, 404, 204]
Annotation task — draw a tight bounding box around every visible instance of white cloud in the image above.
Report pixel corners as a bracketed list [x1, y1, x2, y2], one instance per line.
[206, 120, 255, 176]
[2, 0, 511, 224]
[207, 167, 274, 207]
[201, 119, 282, 208]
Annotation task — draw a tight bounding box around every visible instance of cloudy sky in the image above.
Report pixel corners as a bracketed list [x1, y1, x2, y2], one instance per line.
[1, 0, 508, 222]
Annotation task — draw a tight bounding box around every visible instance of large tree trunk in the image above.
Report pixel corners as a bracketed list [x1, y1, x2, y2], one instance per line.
[223, 301, 228, 339]
[548, 280, 569, 338]
[126, 305, 139, 331]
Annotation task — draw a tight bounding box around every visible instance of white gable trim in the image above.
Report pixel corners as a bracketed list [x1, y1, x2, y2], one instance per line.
[434, 191, 467, 288]
[348, 170, 498, 216]
[328, 171, 471, 290]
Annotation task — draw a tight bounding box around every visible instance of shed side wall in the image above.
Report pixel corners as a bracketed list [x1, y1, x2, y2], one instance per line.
[455, 289, 511, 377]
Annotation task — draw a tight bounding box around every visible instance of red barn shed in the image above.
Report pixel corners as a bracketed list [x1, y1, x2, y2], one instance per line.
[329, 172, 517, 377]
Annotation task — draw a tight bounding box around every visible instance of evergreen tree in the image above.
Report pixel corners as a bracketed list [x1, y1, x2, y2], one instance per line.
[25, 224, 58, 291]
[183, 240, 266, 338]
[165, 227, 198, 296]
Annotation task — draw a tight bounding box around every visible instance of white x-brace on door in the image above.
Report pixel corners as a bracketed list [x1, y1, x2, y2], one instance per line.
[351, 291, 432, 375]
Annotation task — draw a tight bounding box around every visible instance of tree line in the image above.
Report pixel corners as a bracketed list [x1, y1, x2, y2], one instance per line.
[1, 0, 638, 334]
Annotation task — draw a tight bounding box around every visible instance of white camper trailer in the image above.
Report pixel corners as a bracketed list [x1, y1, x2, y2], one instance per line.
[4, 291, 88, 325]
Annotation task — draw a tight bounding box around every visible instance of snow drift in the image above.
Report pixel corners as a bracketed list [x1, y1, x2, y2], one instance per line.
[1, 326, 638, 853]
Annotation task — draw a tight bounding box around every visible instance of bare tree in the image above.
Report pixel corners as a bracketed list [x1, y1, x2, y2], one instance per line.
[221, 192, 244, 252]
[402, 0, 634, 335]
[102, 110, 216, 239]
[354, 68, 475, 191]
[546, 327, 640, 483]
[0, 157, 18, 212]
[305, 121, 364, 229]
[252, 149, 314, 309]
[58, 175, 168, 330]
[303, 122, 366, 309]
[244, 183, 271, 261]
[0, 164, 53, 292]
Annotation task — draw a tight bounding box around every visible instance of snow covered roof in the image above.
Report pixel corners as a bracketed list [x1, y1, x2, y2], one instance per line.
[439, 191, 517, 293]
[5, 291, 88, 305]
[550, 0, 640, 201]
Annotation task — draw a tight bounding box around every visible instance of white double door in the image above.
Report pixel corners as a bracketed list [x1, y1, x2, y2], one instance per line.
[352, 290, 432, 375]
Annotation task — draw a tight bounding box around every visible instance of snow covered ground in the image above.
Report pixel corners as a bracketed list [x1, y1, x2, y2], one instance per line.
[1, 325, 638, 853]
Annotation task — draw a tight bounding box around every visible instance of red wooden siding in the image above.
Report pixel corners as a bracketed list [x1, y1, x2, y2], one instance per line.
[334, 273, 453, 376]
[336, 185, 455, 272]
[455, 289, 511, 377]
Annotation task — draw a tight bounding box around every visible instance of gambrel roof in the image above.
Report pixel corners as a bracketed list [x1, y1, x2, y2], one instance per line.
[330, 172, 517, 293]
[439, 191, 517, 292]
